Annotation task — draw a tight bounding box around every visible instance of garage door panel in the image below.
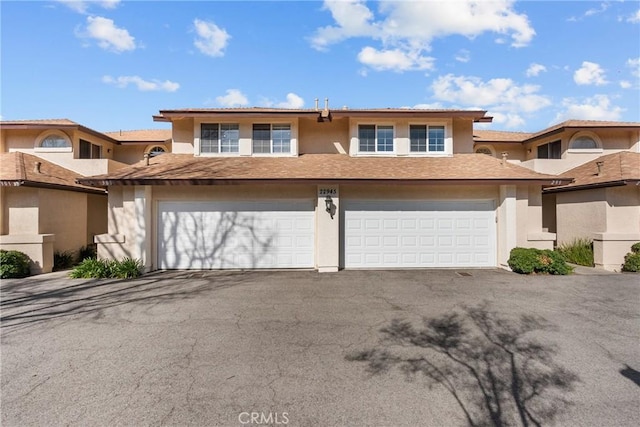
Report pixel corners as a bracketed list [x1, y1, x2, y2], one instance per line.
[159, 201, 314, 269]
[344, 200, 496, 268]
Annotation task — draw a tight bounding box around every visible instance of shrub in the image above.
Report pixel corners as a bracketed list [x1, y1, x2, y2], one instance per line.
[0, 249, 31, 279]
[69, 257, 143, 279]
[508, 247, 572, 275]
[77, 244, 97, 262]
[53, 250, 75, 271]
[622, 243, 640, 273]
[557, 238, 594, 267]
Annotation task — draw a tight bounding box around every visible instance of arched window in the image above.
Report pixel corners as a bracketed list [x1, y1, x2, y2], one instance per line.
[145, 145, 166, 157]
[475, 145, 495, 156]
[35, 131, 72, 152]
[569, 132, 602, 151]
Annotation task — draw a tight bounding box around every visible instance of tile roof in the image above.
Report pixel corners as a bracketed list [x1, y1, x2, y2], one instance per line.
[103, 129, 172, 142]
[474, 130, 533, 143]
[78, 153, 568, 186]
[1, 118, 120, 144]
[545, 151, 640, 192]
[0, 152, 105, 194]
[0, 118, 79, 126]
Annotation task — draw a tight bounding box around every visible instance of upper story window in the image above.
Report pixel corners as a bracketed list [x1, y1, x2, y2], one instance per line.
[79, 139, 102, 159]
[35, 131, 72, 152]
[41, 134, 71, 148]
[410, 125, 445, 153]
[475, 145, 495, 156]
[201, 123, 239, 153]
[359, 125, 394, 152]
[147, 146, 166, 157]
[537, 140, 561, 159]
[253, 124, 291, 154]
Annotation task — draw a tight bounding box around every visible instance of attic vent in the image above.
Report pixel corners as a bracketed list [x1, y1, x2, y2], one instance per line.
[34, 162, 42, 174]
[596, 161, 604, 176]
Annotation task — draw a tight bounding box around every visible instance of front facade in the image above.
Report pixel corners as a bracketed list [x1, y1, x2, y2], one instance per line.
[82, 108, 567, 273]
[474, 121, 640, 271]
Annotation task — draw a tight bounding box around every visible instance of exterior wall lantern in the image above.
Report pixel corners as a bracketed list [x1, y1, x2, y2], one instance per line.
[325, 196, 336, 219]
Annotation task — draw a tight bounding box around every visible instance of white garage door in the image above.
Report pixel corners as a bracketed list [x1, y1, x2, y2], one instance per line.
[158, 201, 315, 269]
[344, 200, 496, 268]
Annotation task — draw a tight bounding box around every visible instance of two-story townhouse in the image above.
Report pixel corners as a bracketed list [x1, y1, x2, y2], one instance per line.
[474, 120, 640, 271]
[0, 119, 171, 273]
[79, 107, 568, 273]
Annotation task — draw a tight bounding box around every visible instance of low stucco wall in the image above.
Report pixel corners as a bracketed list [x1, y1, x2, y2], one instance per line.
[0, 234, 54, 274]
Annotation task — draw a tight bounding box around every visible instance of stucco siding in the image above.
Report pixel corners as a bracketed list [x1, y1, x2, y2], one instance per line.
[605, 186, 640, 234]
[172, 118, 195, 154]
[5, 187, 40, 235]
[38, 188, 89, 252]
[298, 117, 349, 154]
[452, 118, 474, 154]
[556, 189, 607, 244]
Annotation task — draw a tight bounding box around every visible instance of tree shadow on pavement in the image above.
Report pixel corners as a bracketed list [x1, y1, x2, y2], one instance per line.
[347, 302, 580, 427]
[0, 271, 249, 334]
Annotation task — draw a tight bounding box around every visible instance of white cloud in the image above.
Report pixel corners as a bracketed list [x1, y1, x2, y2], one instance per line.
[79, 16, 136, 52]
[215, 89, 249, 107]
[554, 95, 623, 122]
[430, 73, 552, 129]
[357, 46, 434, 72]
[257, 93, 305, 109]
[102, 75, 179, 92]
[56, 0, 120, 14]
[620, 81, 631, 89]
[627, 57, 640, 78]
[276, 93, 305, 109]
[573, 61, 608, 85]
[193, 19, 230, 57]
[526, 63, 547, 77]
[311, 0, 535, 73]
[626, 9, 640, 23]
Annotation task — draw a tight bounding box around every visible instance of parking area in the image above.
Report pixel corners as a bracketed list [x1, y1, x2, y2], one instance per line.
[1, 269, 639, 426]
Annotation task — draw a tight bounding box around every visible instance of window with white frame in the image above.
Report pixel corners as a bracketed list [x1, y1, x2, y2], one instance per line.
[410, 125, 445, 153]
[252, 124, 291, 154]
[358, 124, 394, 152]
[40, 133, 71, 148]
[201, 123, 239, 153]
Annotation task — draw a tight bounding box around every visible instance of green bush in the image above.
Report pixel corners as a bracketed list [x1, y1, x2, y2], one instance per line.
[622, 243, 640, 273]
[557, 238, 594, 267]
[53, 250, 75, 271]
[508, 247, 572, 275]
[0, 249, 31, 279]
[69, 257, 143, 279]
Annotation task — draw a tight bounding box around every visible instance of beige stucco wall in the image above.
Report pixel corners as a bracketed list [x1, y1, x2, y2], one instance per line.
[452, 118, 475, 154]
[556, 188, 607, 244]
[5, 187, 40, 235]
[605, 186, 640, 233]
[298, 117, 349, 154]
[171, 118, 195, 154]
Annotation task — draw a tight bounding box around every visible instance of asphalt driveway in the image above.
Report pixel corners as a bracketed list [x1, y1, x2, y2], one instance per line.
[1, 269, 638, 426]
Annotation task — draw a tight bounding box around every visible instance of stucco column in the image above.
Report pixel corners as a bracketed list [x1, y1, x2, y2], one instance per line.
[134, 185, 153, 272]
[316, 185, 339, 272]
[498, 185, 517, 268]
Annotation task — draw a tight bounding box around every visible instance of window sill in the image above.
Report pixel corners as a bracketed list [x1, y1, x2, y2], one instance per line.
[567, 148, 603, 154]
[34, 147, 72, 153]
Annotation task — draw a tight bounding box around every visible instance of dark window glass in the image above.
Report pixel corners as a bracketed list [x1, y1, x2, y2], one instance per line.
[410, 125, 427, 152]
[253, 124, 271, 153]
[358, 125, 376, 152]
[537, 140, 561, 159]
[428, 126, 445, 152]
[377, 126, 394, 152]
[79, 140, 91, 159]
[201, 124, 219, 153]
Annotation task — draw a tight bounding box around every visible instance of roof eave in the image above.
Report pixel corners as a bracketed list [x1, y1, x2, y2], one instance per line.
[78, 177, 570, 187]
[543, 179, 638, 194]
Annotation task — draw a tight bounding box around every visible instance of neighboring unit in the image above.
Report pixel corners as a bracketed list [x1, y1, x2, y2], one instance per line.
[475, 120, 640, 271]
[80, 107, 568, 273]
[0, 119, 171, 273]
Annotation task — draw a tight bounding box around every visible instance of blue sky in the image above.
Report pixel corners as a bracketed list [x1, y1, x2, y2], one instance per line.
[2, 0, 639, 133]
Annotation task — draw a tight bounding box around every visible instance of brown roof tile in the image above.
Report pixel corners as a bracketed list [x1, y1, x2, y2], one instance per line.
[79, 153, 567, 186]
[0, 152, 105, 193]
[104, 129, 172, 142]
[474, 130, 533, 143]
[546, 151, 640, 192]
